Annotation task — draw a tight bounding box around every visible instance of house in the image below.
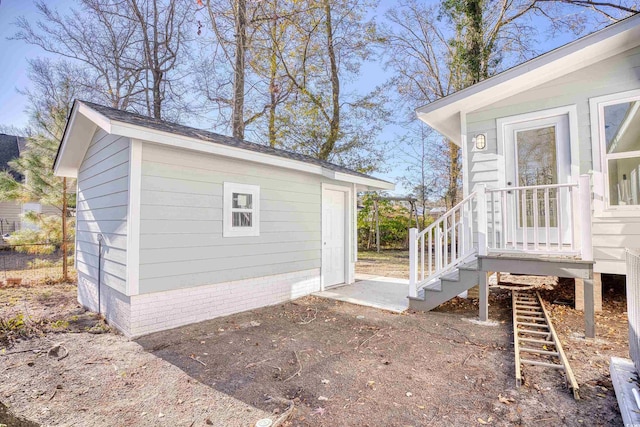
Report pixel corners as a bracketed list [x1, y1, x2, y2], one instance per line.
[53, 101, 393, 338]
[409, 13, 640, 340]
[0, 133, 57, 234]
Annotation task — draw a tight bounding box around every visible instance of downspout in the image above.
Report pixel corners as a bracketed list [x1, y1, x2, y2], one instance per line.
[97, 234, 104, 314]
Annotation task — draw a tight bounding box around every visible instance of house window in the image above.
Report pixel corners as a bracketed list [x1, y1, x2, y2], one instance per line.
[601, 98, 640, 207]
[223, 182, 260, 237]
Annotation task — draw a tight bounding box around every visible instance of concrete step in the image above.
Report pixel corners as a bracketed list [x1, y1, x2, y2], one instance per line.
[409, 258, 480, 312]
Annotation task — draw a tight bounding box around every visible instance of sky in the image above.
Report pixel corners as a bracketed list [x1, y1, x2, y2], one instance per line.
[0, 0, 600, 194]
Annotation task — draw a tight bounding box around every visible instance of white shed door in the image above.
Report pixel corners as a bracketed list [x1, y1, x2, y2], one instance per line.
[322, 188, 346, 288]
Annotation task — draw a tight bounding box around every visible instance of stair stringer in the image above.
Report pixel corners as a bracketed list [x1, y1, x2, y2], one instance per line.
[408, 259, 479, 312]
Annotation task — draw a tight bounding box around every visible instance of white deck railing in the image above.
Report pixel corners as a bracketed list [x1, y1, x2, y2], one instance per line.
[409, 192, 477, 297]
[409, 175, 593, 298]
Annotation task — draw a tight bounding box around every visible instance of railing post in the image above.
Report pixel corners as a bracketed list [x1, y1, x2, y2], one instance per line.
[409, 228, 418, 298]
[579, 174, 593, 261]
[477, 184, 488, 256]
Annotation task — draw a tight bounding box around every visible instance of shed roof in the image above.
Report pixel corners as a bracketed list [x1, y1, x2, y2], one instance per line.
[55, 101, 394, 191]
[417, 12, 640, 145]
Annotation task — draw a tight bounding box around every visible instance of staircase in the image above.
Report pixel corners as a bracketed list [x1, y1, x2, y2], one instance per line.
[407, 176, 594, 314]
[408, 259, 479, 312]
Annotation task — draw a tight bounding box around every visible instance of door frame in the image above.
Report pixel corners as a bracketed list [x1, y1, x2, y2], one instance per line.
[496, 105, 580, 245]
[321, 183, 353, 291]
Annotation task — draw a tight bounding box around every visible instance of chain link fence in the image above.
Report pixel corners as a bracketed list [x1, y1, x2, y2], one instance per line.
[626, 248, 640, 373]
[0, 242, 75, 286]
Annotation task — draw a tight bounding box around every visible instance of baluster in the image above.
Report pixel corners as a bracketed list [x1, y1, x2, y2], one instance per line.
[533, 189, 539, 251]
[521, 188, 528, 251]
[513, 189, 518, 250]
[544, 188, 550, 251]
[436, 226, 441, 272]
[428, 228, 432, 275]
[569, 186, 575, 252]
[556, 187, 563, 251]
[443, 215, 448, 267]
[491, 191, 496, 250]
[452, 209, 457, 262]
[501, 190, 507, 249]
[420, 234, 425, 282]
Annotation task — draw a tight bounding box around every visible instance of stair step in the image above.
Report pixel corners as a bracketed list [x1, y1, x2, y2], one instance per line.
[440, 270, 459, 282]
[458, 260, 479, 271]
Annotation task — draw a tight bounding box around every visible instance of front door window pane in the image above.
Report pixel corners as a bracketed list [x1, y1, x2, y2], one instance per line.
[516, 126, 558, 227]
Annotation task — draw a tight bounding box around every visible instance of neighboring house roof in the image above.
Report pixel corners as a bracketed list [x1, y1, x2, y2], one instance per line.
[417, 13, 640, 145]
[55, 100, 394, 191]
[0, 133, 25, 181]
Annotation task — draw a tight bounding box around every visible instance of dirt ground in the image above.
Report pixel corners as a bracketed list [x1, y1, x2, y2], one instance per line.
[0, 250, 630, 426]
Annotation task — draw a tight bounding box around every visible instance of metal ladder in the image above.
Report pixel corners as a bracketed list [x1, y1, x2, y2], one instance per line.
[512, 290, 580, 399]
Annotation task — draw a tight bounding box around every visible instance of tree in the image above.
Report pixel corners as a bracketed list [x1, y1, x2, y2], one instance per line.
[14, 0, 142, 110]
[127, 0, 194, 120]
[0, 59, 79, 280]
[14, 0, 194, 120]
[272, 0, 389, 171]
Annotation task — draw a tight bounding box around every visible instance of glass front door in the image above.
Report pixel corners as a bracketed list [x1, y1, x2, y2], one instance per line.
[504, 114, 571, 246]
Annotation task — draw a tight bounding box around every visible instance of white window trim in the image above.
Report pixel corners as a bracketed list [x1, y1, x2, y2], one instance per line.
[589, 89, 640, 215]
[223, 182, 260, 237]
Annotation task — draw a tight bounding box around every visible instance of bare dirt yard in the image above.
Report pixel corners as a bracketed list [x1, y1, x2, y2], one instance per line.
[0, 250, 630, 426]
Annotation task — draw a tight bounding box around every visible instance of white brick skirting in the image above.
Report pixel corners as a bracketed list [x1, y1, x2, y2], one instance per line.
[80, 269, 321, 338]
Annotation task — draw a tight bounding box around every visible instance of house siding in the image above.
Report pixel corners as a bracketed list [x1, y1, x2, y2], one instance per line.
[75, 129, 130, 299]
[465, 45, 640, 275]
[137, 143, 327, 294]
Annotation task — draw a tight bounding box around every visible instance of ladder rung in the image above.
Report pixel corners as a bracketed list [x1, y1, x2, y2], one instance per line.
[515, 302, 539, 306]
[518, 329, 551, 336]
[517, 322, 550, 329]
[519, 337, 555, 345]
[520, 359, 564, 369]
[520, 347, 559, 356]
[516, 315, 545, 321]
[515, 308, 542, 312]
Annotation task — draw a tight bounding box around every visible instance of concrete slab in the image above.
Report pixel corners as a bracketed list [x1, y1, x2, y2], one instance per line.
[314, 276, 409, 313]
[610, 356, 640, 427]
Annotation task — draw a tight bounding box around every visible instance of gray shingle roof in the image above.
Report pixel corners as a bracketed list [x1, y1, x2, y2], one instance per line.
[0, 134, 24, 181]
[80, 100, 387, 183]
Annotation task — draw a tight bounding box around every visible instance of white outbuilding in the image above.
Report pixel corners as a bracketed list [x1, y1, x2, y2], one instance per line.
[54, 101, 393, 337]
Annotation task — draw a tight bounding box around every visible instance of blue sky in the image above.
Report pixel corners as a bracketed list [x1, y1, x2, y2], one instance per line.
[0, 0, 600, 193]
[0, 0, 66, 130]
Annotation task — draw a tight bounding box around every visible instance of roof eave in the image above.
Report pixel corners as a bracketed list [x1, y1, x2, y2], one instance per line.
[56, 102, 394, 189]
[415, 13, 640, 143]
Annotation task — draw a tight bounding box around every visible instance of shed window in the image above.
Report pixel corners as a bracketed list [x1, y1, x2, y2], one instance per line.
[601, 98, 640, 206]
[224, 183, 260, 237]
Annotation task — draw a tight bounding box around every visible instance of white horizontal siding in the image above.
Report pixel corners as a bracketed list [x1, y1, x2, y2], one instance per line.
[138, 143, 327, 294]
[465, 45, 640, 274]
[75, 130, 129, 294]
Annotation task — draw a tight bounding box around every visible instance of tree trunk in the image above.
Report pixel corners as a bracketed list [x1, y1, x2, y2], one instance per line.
[318, 0, 340, 161]
[446, 142, 460, 209]
[268, 8, 278, 147]
[232, 0, 247, 140]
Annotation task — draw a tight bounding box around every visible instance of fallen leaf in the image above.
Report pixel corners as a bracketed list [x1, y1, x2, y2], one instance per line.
[406, 392, 413, 397]
[478, 418, 488, 424]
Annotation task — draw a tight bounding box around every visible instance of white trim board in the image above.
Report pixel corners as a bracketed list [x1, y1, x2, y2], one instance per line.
[126, 139, 142, 296]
